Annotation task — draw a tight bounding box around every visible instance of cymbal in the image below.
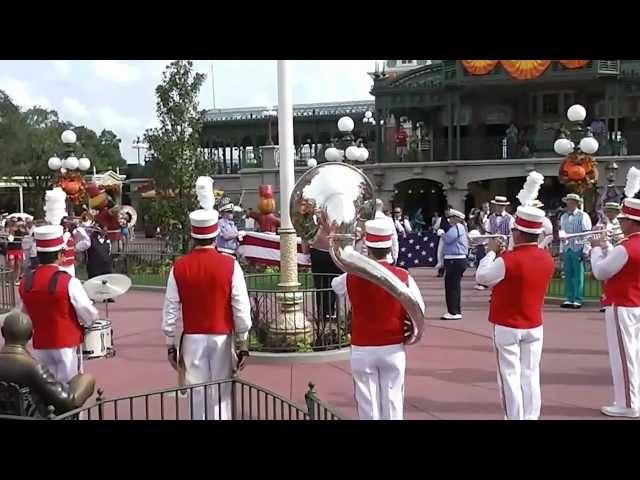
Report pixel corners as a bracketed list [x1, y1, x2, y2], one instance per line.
[83, 274, 132, 301]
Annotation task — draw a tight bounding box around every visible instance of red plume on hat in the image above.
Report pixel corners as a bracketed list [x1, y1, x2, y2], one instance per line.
[259, 184, 273, 199]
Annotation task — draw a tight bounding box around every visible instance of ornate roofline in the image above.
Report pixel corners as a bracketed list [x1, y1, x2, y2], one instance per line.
[204, 99, 375, 122]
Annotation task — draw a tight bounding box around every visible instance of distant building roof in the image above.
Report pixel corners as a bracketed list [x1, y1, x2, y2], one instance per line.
[204, 100, 375, 122]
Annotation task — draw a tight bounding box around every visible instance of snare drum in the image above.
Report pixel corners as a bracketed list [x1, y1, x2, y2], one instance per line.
[83, 319, 115, 359]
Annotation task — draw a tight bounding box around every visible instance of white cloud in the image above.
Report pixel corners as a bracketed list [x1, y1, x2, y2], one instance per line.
[52, 60, 71, 79]
[62, 97, 89, 118]
[0, 76, 50, 110]
[97, 106, 142, 134]
[93, 60, 140, 84]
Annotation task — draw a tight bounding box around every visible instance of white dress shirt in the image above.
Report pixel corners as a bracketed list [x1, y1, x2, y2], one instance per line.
[162, 257, 252, 346]
[475, 251, 506, 288]
[590, 244, 629, 281]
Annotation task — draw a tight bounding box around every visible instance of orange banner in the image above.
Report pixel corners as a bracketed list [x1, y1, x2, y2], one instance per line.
[461, 60, 498, 75]
[559, 60, 589, 69]
[500, 60, 551, 80]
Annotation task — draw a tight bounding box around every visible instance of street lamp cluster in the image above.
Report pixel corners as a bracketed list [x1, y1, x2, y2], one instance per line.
[324, 115, 370, 163]
[47, 130, 92, 173]
[553, 104, 599, 156]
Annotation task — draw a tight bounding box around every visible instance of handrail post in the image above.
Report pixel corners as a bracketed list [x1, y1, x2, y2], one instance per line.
[305, 382, 316, 420]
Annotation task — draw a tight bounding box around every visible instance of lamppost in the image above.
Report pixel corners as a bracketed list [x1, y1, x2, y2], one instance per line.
[553, 104, 599, 157]
[324, 116, 369, 164]
[263, 109, 277, 145]
[362, 110, 378, 163]
[47, 129, 92, 212]
[132, 137, 148, 166]
[48, 130, 92, 175]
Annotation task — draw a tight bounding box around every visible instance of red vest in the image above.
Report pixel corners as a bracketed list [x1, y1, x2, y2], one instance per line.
[489, 245, 554, 329]
[18, 265, 83, 349]
[62, 235, 75, 267]
[603, 234, 640, 307]
[173, 248, 235, 335]
[346, 263, 409, 347]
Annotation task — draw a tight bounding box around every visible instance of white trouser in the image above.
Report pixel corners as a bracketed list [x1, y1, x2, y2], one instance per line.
[605, 306, 640, 410]
[492, 324, 543, 420]
[59, 264, 76, 277]
[182, 334, 233, 420]
[351, 343, 406, 420]
[32, 346, 83, 384]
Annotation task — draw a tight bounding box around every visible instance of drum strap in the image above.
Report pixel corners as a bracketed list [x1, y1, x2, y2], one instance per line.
[48, 270, 68, 295]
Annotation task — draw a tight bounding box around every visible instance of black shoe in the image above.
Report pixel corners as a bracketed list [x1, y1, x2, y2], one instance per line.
[600, 307, 606, 312]
[103, 298, 115, 304]
[571, 303, 582, 309]
[561, 302, 572, 309]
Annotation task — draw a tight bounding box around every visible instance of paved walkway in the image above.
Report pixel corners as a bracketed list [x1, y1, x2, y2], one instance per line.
[76, 267, 620, 420]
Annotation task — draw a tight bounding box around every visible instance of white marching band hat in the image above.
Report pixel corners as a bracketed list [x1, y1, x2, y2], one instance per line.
[34, 225, 65, 252]
[446, 208, 465, 220]
[621, 198, 640, 222]
[514, 206, 546, 235]
[364, 219, 393, 249]
[189, 209, 220, 239]
[604, 202, 621, 211]
[219, 203, 235, 213]
[490, 196, 510, 206]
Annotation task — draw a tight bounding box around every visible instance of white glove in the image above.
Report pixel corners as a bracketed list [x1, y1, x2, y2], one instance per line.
[237, 231, 246, 241]
[437, 229, 445, 237]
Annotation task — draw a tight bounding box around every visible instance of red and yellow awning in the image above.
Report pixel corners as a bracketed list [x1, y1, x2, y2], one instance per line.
[461, 60, 590, 80]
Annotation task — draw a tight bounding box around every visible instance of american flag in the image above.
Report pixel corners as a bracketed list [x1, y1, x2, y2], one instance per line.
[237, 231, 311, 268]
[397, 232, 439, 268]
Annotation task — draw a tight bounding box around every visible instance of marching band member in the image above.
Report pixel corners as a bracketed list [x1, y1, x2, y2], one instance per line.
[483, 196, 515, 250]
[476, 205, 555, 420]
[16, 225, 98, 383]
[559, 193, 592, 309]
[440, 209, 468, 320]
[361, 199, 399, 264]
[531, 200, 553, 249]
[216, 203, 244, 257]
[331, 219, 425, 420]
[590, 167, 640, 418]
[59, 218, 91, 277]
[162, 208, 252, 420]
[596, 202, 622, 312]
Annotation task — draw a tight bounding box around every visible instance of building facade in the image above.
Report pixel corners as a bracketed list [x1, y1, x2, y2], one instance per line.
[198, 60, 640, 220]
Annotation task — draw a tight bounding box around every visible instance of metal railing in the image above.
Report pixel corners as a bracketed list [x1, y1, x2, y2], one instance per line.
[0, 269, 16, 313]
[546, 274, 602, 300]
[245, 273, 350, 353]
[50, 378, 344, 420]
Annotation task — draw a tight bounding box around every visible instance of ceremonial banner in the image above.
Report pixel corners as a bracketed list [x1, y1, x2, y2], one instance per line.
[397, 232, 439, 268]
[237, 231, 311, 267]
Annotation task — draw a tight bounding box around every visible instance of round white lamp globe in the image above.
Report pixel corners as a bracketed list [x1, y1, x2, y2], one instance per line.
[345, 145, 360, 161]
[567, 104, 587, 122]
[579, 136, 599, 155]
[554, 138, 574, 156]
[307, 158, 317, 168]
[337, 116, 355, 133]
[359, 148, 370, 162]
[364, 111, 373, 119]
[324, 147, 341, 162]
[48, 156, 62, 171]
[61, 130, 77, 144]
[64, 156, 79, 170]
[78, 157, 91, 171]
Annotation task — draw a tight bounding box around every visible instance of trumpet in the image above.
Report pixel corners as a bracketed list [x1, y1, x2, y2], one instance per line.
[468, 229, 508, 245]
[559, 227, 623, 242]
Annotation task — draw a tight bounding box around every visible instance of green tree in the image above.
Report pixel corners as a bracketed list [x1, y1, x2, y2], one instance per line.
[144, 60, 213, 253]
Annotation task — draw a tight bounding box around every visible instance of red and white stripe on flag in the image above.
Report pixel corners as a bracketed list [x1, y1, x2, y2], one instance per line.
[237, 231, 311, 267]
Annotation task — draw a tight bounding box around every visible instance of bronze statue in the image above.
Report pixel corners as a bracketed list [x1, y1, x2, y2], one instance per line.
[0, 312, 95, 418]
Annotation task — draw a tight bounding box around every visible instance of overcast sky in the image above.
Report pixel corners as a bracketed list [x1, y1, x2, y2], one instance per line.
[0, 60, 376, 163]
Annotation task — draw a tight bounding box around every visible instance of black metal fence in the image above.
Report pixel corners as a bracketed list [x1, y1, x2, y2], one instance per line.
[43, 378, 343, 420]
[0, 269, 16, 313]
[246, 273, 350, 353]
